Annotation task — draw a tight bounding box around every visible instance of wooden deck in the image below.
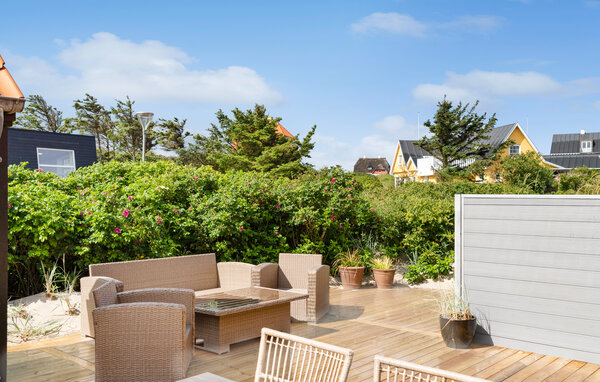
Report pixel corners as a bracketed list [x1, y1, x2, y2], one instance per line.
[8, 286, 600, 381]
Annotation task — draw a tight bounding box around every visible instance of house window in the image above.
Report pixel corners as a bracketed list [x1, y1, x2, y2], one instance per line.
[581, 140, 592, 153]
[509, 145, 521, 156]
[495, 173, 502, 183]
[37, 148, 76, 177]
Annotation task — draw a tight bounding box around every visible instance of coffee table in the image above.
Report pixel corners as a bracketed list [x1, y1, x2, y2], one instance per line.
[194, 287, 308, 354]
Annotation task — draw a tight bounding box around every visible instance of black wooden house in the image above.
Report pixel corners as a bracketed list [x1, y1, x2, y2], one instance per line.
[7, 128, 97, 177]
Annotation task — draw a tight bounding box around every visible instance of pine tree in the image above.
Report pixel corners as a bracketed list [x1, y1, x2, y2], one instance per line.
[157, 117, 190, 152]
[14, 95, 68, 133]
[111, 96, 157, 160]
[67, 94, 114, 161]
[416, 98, 504, 179]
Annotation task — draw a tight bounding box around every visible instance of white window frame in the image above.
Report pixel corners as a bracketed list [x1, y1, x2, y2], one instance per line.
[37, 147, 76, 176]
[509, 145, 521, 156]
[581, 140, 592, 153]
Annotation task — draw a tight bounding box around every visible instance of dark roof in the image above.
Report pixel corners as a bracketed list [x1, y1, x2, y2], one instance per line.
[543, 154, 600, 169]
[550, 132, 600, 154]
[398, 140, 430, 164]
[398, 123, 520, 165]
[353, 157, 390, 173]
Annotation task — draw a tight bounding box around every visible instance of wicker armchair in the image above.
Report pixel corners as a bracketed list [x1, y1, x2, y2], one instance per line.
[92, 281, 195, 382]
[255, 253, 329, 322]
[255, 328, 354, 382]
[373, 355, 491, 382]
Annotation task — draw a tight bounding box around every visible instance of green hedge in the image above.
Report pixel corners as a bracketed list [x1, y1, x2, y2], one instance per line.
[8, 162, 527, 297]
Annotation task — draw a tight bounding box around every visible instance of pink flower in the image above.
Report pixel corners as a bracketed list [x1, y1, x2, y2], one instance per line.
[346, 188, 351, 191]
[376, 217, 380, 221]
[263, 190, 267, 194]
[275, 231, 279, 235]
[370, 208, 374, 211]
[122, 209, 130, 218]
[352, 201, 355, 203]
[189, 206, 193, 210]
[82, 223, 85, 227]
[194, 176, 199, 179]
[276, 204, 280, 209]
[128, 196, 133, 200]
[38, 169, 43, 172]
[330, 216, 335, 221]
[351, 180, 355, 184]
[324, 189, 328, 192]
[259, 200, 263, 205]
[157, 216, 163, 224]
[173, 208, 179, 214]
[339, 224, 342, 228]
[7, 204, 11, 209]
[239, 227, 244, 231]
[330, 178, 336, 183]
[77, 187, 81, 191]
[138, 238, 142, 243]
[114, 228, 121, 234]
[87, 211, 91, 215]
[79, 211, 84, 216]
[347, 195, 351, 199]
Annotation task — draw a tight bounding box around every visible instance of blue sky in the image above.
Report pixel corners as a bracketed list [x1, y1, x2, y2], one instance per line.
[2, 0, 600, 169]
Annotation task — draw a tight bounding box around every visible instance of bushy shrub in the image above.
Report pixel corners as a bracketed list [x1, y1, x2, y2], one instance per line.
[557, 167, 600, 194]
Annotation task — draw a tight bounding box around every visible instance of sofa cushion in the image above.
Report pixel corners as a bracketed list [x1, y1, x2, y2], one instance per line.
[89, 254, 218, 291]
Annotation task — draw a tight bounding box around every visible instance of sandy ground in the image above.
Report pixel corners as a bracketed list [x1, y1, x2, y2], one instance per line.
[7, 271, 452, 346]
[7, 292, 81, 346]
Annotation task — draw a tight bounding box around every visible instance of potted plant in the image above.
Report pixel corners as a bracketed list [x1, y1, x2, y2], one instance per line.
[334, 250, 365, 290]
[438, 288, 476, 349]
[370, 256, 395, 289]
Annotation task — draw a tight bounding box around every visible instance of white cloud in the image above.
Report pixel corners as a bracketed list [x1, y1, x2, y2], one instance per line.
[10, 32, 282, 104]
[351, 12, 502, 37]
[309, 116, 414, 170]
[351, 13, 427, 37]
[413, 70, 563, 103]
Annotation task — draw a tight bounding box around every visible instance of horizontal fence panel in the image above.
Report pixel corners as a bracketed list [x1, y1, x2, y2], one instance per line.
[459, 195, 600, 364]
[462, 247, 600, 272]
[464, 261, 600, 288]
[464, 275, 600, 305]
[464, 205, 600, 223]
[463, 232, 600, 255]
[464, 196, 600, 207]
[468, 290, 600, 321]
[471, 304, 600, 338]
[464, 218, 600, 239]
[473, 321, 600, 355]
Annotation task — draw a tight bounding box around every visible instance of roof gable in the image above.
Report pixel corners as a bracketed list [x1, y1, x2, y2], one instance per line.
[0, 54, 24, 99]
[353, 157, 390, 173]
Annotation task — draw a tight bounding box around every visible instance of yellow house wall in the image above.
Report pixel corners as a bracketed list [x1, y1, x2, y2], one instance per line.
[483, 126, 543, 182]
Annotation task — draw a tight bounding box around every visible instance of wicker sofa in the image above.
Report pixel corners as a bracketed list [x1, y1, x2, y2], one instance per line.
[80, 253, 266, 337]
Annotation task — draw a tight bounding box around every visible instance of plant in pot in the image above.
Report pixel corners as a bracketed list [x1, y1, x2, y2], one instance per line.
[437, 288, 476, 349]
[334, 250, 365, 290]
[370, 256, 396, 289]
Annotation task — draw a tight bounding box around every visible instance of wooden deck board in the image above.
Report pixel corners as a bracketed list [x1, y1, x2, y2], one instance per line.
[7, 286, 600, 381]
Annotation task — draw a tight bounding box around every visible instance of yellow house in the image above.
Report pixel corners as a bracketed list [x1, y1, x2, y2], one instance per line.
[391, 123, 559, 185]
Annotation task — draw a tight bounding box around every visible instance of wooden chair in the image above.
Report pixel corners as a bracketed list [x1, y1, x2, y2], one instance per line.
[255, 328, 354, 382]
[373, 355, 491, 382]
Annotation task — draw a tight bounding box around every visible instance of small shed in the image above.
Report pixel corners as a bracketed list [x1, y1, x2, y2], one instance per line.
[353, 157, 390, 175]
[7, 128, 97, 177]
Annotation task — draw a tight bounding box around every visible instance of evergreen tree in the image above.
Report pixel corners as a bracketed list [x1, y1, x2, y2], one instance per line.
[416, 98, 505, 179]
[157, 117, 190, 152]
[111, 96, 157, 160]
[67, 94, 114, 161]
[14, 95, 68, 133]
[186, 105, 316, 177]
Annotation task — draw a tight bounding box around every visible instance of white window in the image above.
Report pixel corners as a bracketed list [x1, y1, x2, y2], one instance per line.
[581, 140, 592, 153]
[37, 148, 76, 177]
[509, 145, 521, 156]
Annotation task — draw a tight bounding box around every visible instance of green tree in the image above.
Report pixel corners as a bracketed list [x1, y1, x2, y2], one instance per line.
[190, 104, 316, 177]
[157, 117, 190, 152]
[14, 95, 69, 133]
[499, 151, 555, 193]
[416, 98, 505, 180]
[111, 96, 157, 160]
[67, 94, 115, 161]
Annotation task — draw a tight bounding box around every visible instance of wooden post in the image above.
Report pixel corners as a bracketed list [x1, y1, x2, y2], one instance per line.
[0, 111, 11, 381]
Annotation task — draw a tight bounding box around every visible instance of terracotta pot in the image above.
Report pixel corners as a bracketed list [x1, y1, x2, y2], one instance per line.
[439, 315, 477, 349]
[372, 268, 395, 289]
[339, 266, 365, 290]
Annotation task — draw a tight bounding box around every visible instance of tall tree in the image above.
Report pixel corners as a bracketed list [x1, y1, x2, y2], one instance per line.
[185, 104, 316, 177]
[67, 94, 114, 161]
[14, 95, 68, 133]
[415, 98, 505, 179]
[157, 117, 190, 152]
[111, 96, 157, 160]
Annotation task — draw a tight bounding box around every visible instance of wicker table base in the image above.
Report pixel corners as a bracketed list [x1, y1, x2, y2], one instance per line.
[194, 287, 308, 354]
